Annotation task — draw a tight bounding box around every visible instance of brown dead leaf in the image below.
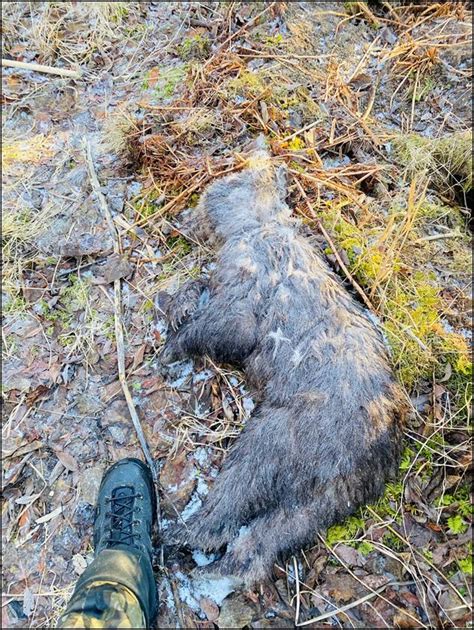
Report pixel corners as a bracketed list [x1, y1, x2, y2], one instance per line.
[54, 450, 79, 472]
[3, 439, 43, 460]
[393, 609, 423, 628]
[130, 343, 147, 372]
[324, 573, 361, 603]
[161, 451, 196, 515]
[18, 508, 32, 529]
[200, 597, 220, 622]
[148, 67, 161, 88]
[26, 385, 50, 406]
[102, 380, 122, 401]
[334, 543, 366, 567]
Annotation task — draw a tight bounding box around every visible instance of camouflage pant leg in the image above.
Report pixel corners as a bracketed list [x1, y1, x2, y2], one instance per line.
[57, 580, 146, 629]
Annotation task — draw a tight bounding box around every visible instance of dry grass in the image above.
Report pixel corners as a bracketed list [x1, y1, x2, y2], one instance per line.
[2, 2, 142, 66]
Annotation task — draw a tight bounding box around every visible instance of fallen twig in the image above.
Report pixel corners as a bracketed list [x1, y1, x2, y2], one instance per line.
[205, 2, 277, 64]
[85, 141, 157, 482]
[293, 176, 376, 312]
[295, 578, 415, 626]
[2, 58, 81, 79]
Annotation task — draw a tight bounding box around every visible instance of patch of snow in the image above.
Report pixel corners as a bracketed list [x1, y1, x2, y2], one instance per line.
[242, 396, 255, 415]
[192, 549, 216, 567]
[193, 369, 214, 383]
[192, 575, 237, 606]
[196, 477, 209, 496]
[175, 571, 200, 612]
[181, 492, 202, 522]
[193, 447, 210, 468]
[166, 360, 194, 389]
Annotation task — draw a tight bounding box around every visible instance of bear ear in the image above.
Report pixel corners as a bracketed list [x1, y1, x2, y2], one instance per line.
[275, 163, 288, 198]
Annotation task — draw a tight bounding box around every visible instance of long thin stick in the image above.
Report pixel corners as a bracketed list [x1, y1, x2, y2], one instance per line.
[85, 141, 157, 481]
[293, 177, 376, 312]
[2, 58, 81, 79]
[295, 579, 415, 626]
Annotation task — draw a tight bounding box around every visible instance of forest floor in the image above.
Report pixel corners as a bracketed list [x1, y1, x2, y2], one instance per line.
[1, 2, 472, 628]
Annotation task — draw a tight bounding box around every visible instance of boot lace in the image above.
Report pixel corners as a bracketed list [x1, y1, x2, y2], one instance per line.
[105, 486, 142, 547]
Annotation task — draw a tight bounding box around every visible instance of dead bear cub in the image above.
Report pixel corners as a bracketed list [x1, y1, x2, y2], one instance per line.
[161, 147, 405, 585]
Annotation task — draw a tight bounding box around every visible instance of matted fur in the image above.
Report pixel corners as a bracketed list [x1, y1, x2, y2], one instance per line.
[161, 150, 405, 585]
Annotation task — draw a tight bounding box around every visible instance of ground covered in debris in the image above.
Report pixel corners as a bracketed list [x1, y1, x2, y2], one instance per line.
[2, 2, 472, 628]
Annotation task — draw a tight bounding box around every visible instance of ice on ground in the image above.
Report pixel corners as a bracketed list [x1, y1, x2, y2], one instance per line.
[192, 549, 216, 567]
[192, 575, 237, 606]
[242, 395, 255, 415]
[166, 360, 194, 389]
[196, 477, 209, 496]
[193, 369, 214, 383]
[175, 571, 236, 613]
[193, 447, 210, 468]
[176, 571, 200, 611]
[181, 492, 202, 521]
[181, 474, 209, 521]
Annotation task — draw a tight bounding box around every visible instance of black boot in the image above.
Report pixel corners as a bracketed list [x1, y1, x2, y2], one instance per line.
[94, 457, 156, 558]
[73, 458, 158, 626]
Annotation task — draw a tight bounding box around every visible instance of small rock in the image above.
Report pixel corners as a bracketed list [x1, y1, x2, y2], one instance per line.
[72, 553, 88, 575]
[103, 254, 133, 284]
[58, 232, 113, 257]
[79, 465, 105, 505]
[218, 595, 255, 629]
[107, 424, 129, 444]
[438, 589, 469, 622]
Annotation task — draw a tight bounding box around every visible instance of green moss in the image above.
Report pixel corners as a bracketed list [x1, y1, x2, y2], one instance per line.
[166, 235, 192, 256]
[447, 515, 469, 535]
[189, 193, 200, 207]
[103, 316, 116, 342]
[357, 541, 374, 555]
[458, 556, 473, 576]
[262, 33, 284, 46]
[326, 516, 364, 546]
[141, 299, 154, 312]
[436, 485, 472, 518]
[178, 34, 210, 60]
[3, 295, 28, 316]
[226, 70, 266, 100]
[372, 481, 403, 521]
[383, 531, 406, 551]
[287, 136, 305, 151]
[392, 130, 472, 194]
[318, 198, 470, 390]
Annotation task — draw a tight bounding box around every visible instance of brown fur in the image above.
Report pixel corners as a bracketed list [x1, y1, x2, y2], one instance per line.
[161, 149, 405, 585]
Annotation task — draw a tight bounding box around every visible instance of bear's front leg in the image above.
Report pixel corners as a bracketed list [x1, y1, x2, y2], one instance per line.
[158, 278, 209, 332]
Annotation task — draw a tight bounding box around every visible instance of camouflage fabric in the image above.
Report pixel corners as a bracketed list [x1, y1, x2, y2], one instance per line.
[57, 580, 146, 629]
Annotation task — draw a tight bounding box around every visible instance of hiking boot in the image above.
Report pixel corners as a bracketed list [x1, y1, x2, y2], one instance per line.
[94, 457, 156, 559]
[70, 458, 158, 625]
